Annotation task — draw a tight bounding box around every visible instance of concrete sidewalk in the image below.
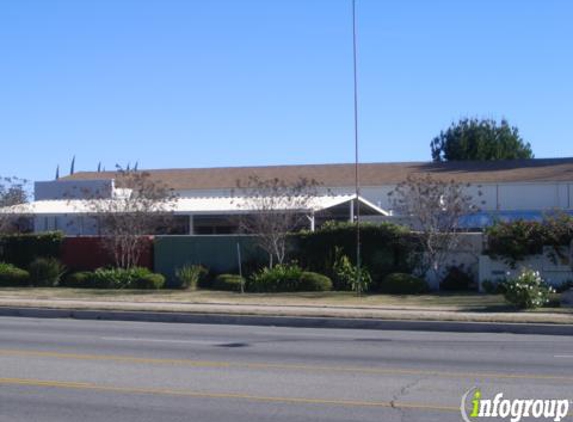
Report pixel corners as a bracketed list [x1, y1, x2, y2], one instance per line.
[0, 297, 573, 335]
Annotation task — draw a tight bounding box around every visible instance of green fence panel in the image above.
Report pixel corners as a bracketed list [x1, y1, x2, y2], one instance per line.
[154, 235, 265, 287]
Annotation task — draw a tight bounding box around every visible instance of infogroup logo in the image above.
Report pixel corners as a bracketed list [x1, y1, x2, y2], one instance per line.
[460, 388, 570, 422]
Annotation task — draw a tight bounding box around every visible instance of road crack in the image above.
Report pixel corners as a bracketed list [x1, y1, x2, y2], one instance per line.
[389, 377, 424, 422]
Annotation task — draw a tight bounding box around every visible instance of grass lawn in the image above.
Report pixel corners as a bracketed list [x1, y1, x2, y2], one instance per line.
[0, 287, 545, 312]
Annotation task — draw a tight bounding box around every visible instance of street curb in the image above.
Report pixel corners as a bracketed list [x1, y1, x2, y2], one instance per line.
[1, 306, 573, 336]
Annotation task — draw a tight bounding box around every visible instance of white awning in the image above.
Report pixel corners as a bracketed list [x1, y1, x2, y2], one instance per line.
[0, 194, 388, 216]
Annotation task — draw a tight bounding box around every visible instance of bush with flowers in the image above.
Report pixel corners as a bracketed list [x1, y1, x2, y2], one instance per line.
[503, 269, 555, 309]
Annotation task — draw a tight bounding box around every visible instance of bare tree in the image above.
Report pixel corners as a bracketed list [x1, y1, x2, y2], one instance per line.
[233, 176, 319, 267]
[82, 168, 178, 269]
[388, 174, 481, 286]
[0, 176, 29, 233]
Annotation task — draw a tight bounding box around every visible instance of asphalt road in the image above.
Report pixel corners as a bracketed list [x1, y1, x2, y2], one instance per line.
[0, 317, 572, 422]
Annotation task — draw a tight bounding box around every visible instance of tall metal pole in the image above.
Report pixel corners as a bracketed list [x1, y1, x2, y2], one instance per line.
[352, 0, 362, 295]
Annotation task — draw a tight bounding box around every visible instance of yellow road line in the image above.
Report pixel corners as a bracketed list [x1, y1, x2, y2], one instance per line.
[0, 377, 458, 413]
[0, 348, 571, 383]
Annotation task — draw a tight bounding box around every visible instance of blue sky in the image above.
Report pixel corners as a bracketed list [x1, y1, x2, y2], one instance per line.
[1, 0, 572, 183]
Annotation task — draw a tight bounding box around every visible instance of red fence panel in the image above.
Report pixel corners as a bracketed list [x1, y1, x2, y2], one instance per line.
[61, 237, 153, 271]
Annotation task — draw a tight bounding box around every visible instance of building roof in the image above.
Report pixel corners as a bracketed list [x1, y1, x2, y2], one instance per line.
[0, 194, 388, 216]
[59, 158, 573, 190]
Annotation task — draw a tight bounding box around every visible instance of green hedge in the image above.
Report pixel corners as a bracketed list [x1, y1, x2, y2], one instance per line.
[380, 273, 428, 294]
[485, 220, 546, 263]
[485, 214, 573, 265]
[0, 232, 64, 268]
[294, 221, 415, 290]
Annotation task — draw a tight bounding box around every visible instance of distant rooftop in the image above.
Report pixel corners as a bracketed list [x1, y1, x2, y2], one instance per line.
[60, 158, 573, 190]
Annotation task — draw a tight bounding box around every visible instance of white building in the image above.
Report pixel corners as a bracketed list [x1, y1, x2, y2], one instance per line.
[5, 158, 573, 235]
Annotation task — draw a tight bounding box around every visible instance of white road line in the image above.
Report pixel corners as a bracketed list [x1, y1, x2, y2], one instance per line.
[554, 355, 573, 358]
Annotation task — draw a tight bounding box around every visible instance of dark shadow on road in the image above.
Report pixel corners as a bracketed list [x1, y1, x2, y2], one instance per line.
[216, 342, 250, 348]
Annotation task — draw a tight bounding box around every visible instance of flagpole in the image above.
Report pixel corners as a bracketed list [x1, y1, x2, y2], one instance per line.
[352, 0, 362, 295]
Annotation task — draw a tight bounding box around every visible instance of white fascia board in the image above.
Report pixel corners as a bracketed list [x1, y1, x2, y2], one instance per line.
[356, 195, 390, 216]
[0, 194, 390, 216]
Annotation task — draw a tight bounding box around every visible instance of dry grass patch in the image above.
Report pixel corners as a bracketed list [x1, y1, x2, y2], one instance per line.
[0, 287, 521, 311]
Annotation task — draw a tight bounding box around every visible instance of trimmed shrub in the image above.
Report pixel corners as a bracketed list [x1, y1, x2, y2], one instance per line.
[246, 265, 333, 293]
[248, 263, 304, 293]
[130, 273, 165, 290]
[332, 252, 355, 291]
[503, 269, 555, 309]
[381, 273, 428, 294]
[239, 256, 269, 280]
[555, 280, 573, 294]
[299, 272, 332, 291]
[332, 250, 372, 292]
[89, 267, 162, 289]
[0, 262, 30, 286]
[61, 268, 165, 289]
[91, 268, 132, 289]
[481, 279, 508, 295]
[212, 274, 244, 292]
[28, 257, 66, 287]
[440, 266, 474, 291]
[61, 271, 94, 288]
[175, 265, 208, 290]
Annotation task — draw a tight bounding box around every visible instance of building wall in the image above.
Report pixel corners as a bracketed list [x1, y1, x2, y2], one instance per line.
[313, 182, 573, 213]
[34, 215, 99, 235]
[496, 182, 570, 210]
[30, 179, 573, 235]
[37, 179, 573, 212]
[479, 254, 573, 289]
[35, 179, 115, 200]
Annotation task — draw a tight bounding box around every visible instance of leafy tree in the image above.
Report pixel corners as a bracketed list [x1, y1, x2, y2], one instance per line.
[430, 118, 533, 162]
[0, 177, 29, 233]
[79, 168, 178, 268]
[233, 176, 319, 267]
[388, 174, 481, 287]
